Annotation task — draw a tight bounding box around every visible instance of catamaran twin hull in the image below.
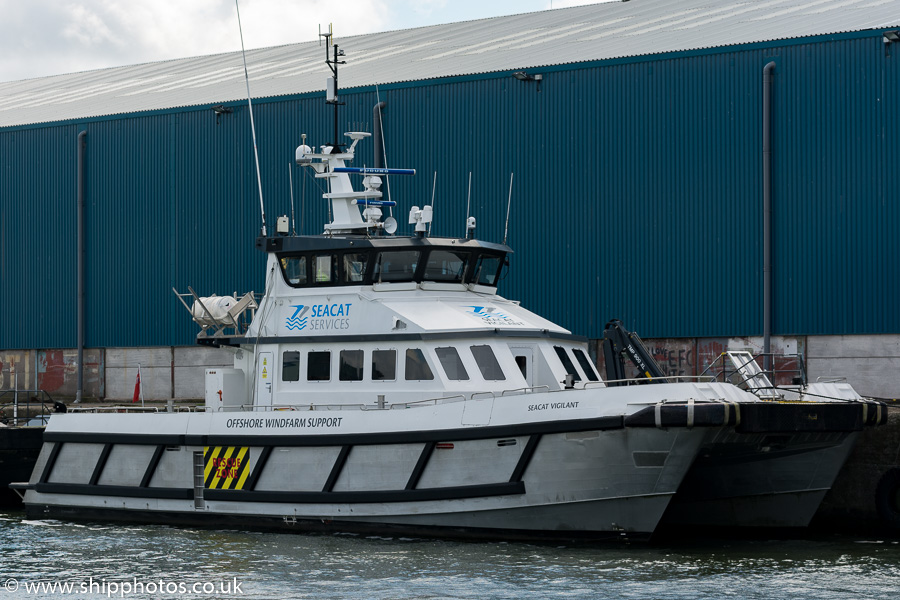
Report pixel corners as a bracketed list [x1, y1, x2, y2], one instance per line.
[22, 397, 739, 542]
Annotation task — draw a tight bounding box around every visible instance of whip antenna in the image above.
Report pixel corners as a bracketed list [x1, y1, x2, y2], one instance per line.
[428, 171, 437, 236]
[288, 163, 296, 235]
[235, 0, 268, 236]
[503, 172, 514, 245]
[375, 84, 393, 212]
[464, 172, 472, 238]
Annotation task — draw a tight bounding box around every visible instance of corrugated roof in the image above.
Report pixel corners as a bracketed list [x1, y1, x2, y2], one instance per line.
[1, 0, 898, 128]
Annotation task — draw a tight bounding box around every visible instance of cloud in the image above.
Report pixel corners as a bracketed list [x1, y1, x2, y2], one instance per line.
[0, 0, 390, 82]
[0, 0, 613, 83]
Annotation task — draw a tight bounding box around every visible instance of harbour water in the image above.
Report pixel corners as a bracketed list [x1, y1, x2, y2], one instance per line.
[1, 510, 898, 599]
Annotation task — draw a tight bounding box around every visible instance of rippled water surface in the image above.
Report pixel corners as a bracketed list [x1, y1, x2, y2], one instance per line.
[1, 511, 899, 599]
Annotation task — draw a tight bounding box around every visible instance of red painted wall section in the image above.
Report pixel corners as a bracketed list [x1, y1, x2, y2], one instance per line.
[36, 349, 105, 398]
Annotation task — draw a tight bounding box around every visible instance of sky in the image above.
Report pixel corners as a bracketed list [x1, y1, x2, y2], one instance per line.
[0, 0, 609, 83]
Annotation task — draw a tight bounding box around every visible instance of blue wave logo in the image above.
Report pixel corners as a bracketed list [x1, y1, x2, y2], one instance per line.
[286, 305, 310, 331]
[465, 306, 512, 320]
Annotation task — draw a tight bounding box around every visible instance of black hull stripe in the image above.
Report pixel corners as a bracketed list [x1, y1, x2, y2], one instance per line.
[32, 481, 525, 504]
[34, 483, 193, 500]
[44, 415, 625, 446]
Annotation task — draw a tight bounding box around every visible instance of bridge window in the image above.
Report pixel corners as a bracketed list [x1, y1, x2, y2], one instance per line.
[372, 349, 396, 381]
[573, 349, 599, 382]
[343, 253, 368, 283]
[307, 351, 331, 381]
[339, 350, 364, 381]
[471, 345, 505, 380]
[436, 347, 469, 381]
[314, 255, 336, 283]
[279, 256, 307, 286]
[424, 250, 468, 282]
[472, 254, 503, 286]
[374, 251, 420, 283]
[405, 348, 434, 381]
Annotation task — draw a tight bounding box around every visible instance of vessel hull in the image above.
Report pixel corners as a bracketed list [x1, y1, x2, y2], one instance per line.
[0, 427, 43, 507]
[21, 409, 708, 541]
[660, 429, 858, 529]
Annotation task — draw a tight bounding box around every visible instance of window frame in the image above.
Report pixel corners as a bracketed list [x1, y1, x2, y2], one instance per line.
[573, 348, 600, 382]
[435, 346, 470, 381]
[372, 349, 397, 381]
[471, 344, 506, 381]
[282, 350, 300, 382]
[554, 346, 582, 382]
[307, 350, 332, 382]
[405, 348, 435, 381]
[339, 349, 364, 382]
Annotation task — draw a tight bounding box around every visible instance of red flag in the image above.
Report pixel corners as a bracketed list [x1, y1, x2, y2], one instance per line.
[132, 370, 141, 403]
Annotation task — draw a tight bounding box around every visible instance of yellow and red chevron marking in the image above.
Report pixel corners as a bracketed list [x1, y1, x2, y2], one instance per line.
[203, 446, 250, 490]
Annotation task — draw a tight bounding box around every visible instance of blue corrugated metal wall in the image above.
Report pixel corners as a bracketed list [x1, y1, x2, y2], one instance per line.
[1, 31, 897, 348]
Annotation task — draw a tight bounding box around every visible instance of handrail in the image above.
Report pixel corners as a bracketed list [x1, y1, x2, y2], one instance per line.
[699, 352, 807, 386]
[0, 389, 62, 427]
[594, 375, 716, 388]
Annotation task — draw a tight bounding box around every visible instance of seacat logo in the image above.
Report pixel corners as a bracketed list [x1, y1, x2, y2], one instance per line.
[464, 306, 526, 326]
[286, 305, 310, 331]
[286, 303, 353, 332]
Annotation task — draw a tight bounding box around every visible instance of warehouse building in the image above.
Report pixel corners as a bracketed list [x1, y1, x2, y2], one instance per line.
[1, 0, 899, 400]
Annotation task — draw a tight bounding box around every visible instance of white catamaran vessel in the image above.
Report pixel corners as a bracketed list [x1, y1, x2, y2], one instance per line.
[15, 41, 886, 541]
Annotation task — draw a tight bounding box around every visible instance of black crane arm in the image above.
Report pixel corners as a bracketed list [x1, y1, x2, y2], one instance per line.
[601, 319, 667, 386]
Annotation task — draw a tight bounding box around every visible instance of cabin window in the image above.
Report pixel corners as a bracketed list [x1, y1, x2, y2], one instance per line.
[314, 254, 336, 283]
[279, 256, 307, 286]
[343, 253, 368, 283]
[373, 251, 420, 283]
[436, 347, 469, 381]
[372, 350, 396, 381]
[471, 345, 505, 380]
[554, 346, 581, 382]
[472, 254, 503, 286]
[405, 348, 434, 381]
[573, 349, 600, 382]
[307, 351, 331, 381]
[339, 350, 364, 381]
[424, 250, 468, 282]
[282, 351, 300, 381]
[515, 355, 527, 379]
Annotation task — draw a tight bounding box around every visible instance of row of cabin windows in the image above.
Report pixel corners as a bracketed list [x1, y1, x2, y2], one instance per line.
[282, 345, 507, 383]
[556, 346, 600, 382]
[281, 345, 598, 383]
[278, 248, 504, 288]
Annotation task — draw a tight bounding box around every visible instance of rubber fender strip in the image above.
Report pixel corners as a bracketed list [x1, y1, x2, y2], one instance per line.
[687, 398, 695, 428]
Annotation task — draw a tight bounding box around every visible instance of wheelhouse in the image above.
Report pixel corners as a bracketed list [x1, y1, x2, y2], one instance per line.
[260, 235, 509, 289]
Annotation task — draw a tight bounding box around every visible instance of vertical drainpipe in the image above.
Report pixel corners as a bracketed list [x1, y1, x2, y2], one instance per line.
[373, 102, 386, 168]
[76, 130, 86, 403]
[762, 62, 775, 374]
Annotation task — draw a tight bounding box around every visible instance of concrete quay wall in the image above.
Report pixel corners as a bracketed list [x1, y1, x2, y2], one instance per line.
[2, 334, 899, 402]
